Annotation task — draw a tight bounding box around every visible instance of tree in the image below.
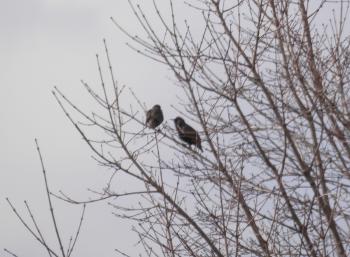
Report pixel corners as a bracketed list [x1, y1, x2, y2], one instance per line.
[9, 1, 350, 257]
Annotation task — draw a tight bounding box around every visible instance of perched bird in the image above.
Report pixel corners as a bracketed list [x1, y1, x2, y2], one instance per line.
[146, 104, 164, 129]
[174, 117, 203, 151]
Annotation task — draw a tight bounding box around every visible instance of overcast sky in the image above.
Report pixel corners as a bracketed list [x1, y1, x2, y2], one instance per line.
[0, 1, 179, 256]
[1, 1, 349, 256]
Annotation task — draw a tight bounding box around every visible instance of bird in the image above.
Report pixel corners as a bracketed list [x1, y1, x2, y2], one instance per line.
[146, 104, 164, 129]
[174, 117, 203, 151]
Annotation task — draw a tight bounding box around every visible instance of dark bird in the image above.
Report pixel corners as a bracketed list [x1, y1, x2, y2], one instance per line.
[174, 117, 203, 151]
[146, 105, 164, 129]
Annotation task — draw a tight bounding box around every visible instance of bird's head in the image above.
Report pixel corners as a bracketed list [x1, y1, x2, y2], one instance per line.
[174, 117, 185, 126]
[153, 104, 161, 110]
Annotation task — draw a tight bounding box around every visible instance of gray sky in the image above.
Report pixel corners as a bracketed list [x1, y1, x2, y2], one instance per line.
[0, 0, 177, 256]
[1, 1, 348, 256]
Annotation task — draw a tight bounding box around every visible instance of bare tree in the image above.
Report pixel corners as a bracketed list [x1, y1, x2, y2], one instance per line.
[6, 140, 86, 257]
[9, 1, 350, 257]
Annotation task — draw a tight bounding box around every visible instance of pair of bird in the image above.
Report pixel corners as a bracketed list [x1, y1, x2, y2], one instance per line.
[146, 105, 203, 152]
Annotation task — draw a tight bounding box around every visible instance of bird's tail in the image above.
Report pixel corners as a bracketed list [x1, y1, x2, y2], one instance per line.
[197, 143, 203, 152]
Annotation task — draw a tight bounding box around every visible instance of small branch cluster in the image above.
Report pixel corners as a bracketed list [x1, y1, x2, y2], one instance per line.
[6, 140, 86, 257]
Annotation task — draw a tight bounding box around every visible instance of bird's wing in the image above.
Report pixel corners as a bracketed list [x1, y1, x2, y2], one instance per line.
[146, 110, 152, 123]
[186, 125, 202, 150]
[157, 109, 164, 123]
[183, 124, 196, 136]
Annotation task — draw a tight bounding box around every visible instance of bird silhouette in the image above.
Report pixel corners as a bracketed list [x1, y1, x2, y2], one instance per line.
[174, 117, 203, 151]
[146, 105, 164, 129]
